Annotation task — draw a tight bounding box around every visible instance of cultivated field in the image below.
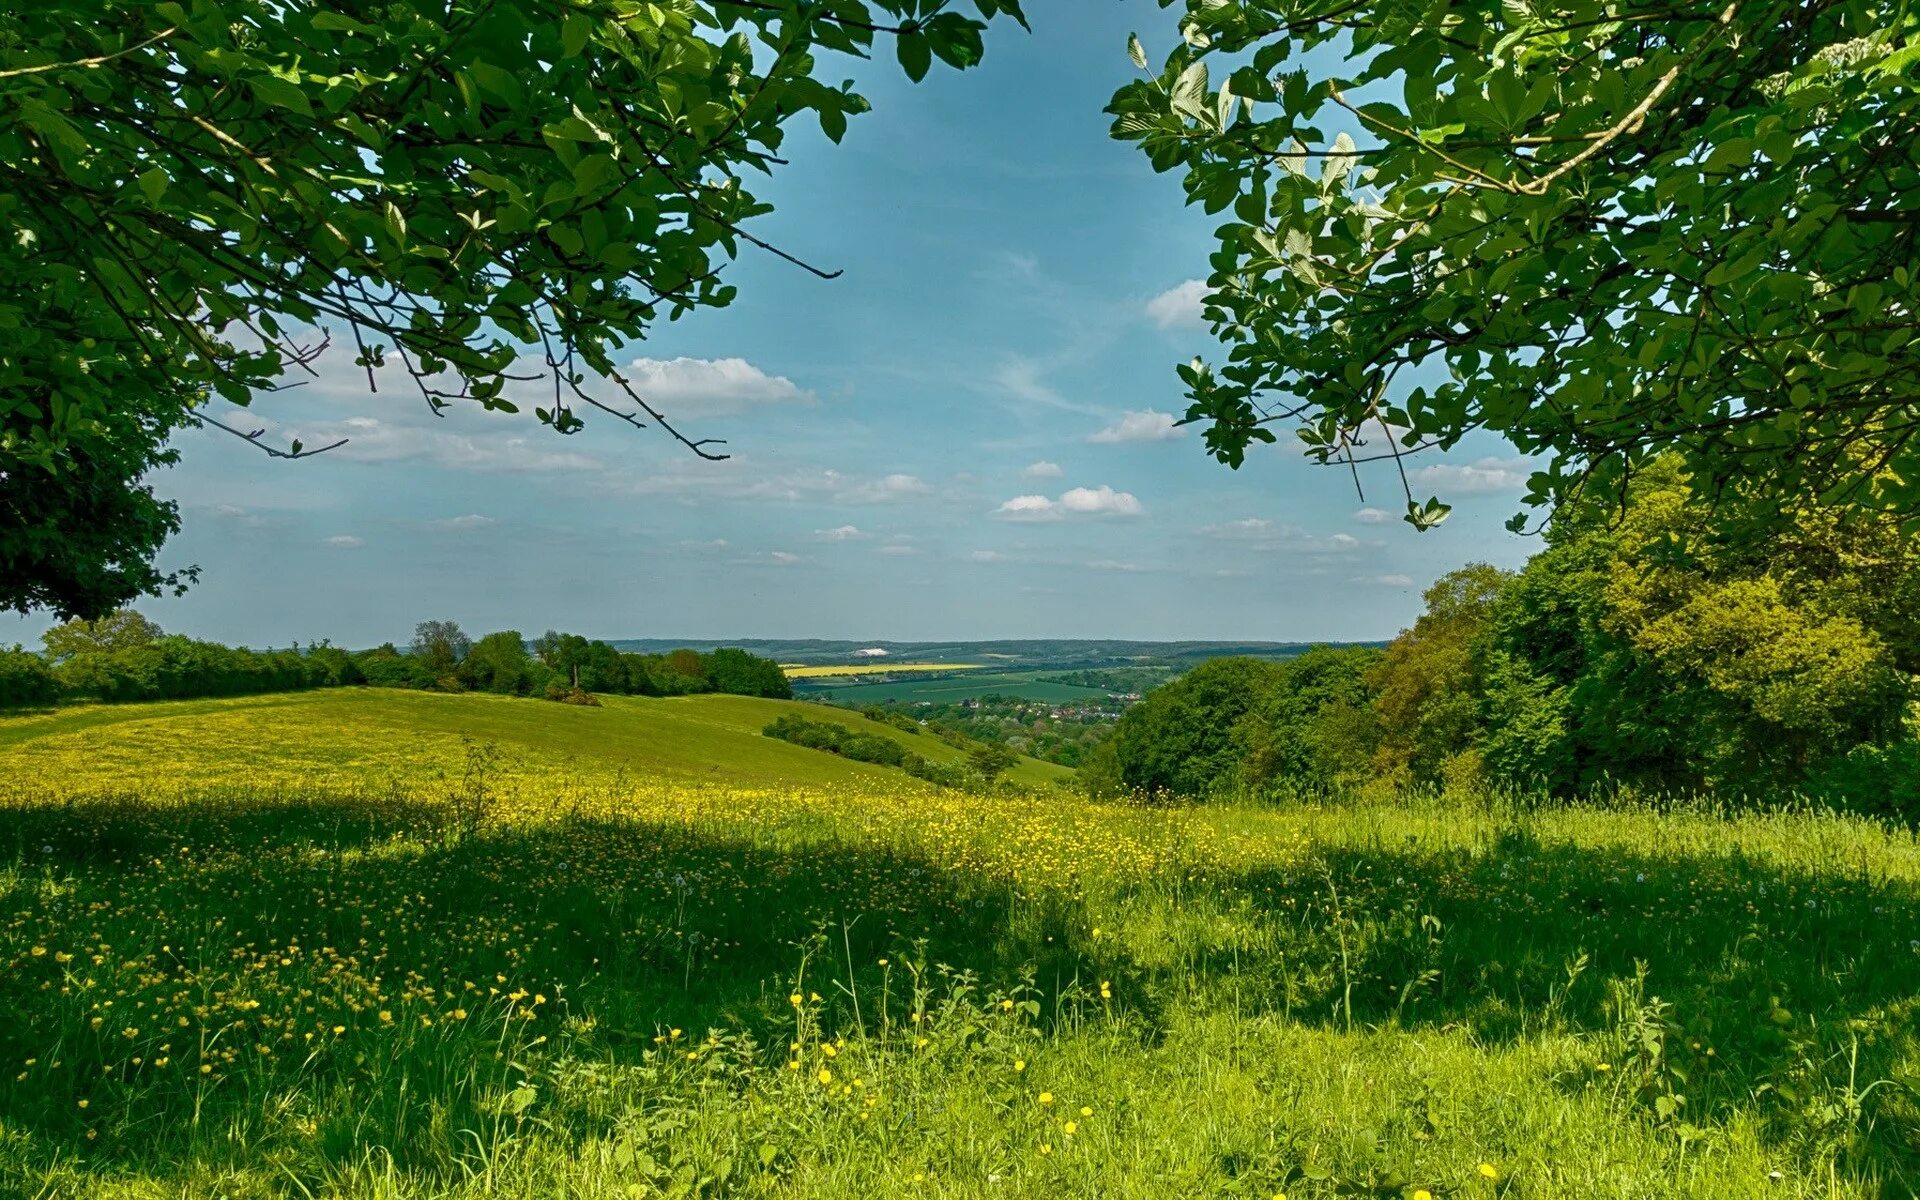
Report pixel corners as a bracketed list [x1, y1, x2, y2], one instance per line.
[788, 668, 1112, 706]
[782, 664, 986, 679]
[2, 694, 1918, 1198]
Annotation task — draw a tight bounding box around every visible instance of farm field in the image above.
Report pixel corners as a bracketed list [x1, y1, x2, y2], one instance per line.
[790, 668, 1113, 706]
[782, 663, 986, 679]
[3, 696, 1918, 1198]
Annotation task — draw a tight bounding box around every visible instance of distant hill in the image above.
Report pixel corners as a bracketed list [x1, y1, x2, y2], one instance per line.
[0, 690, 1075, 793]
[604, 638, 1387, 669]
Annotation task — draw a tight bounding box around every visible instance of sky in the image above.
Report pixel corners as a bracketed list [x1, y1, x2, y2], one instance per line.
[10, 3, 1538, 650]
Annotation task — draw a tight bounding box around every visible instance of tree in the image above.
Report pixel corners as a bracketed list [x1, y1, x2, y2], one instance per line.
[42, 608, 163, 662]
[1367, 565, 1511, 790]
[703, 646, 792, 699]
[460, 630, 535, 695]
[1, 394, 195, 619]
[1101, 656, 1288, 798]
[1480, 461, 1916, 796]
[967, 741, 1018, 784]
[411, 620, 470, 677]
[1110, 3, 1920, 533]
[1, 1, 1027, 618]
[1238, 645, 1381, 796]
[0, 645, 58, 708]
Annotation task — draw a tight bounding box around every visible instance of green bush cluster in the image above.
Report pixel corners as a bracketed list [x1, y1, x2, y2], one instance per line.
[1092, 464, 1920, 816]
[762, 715, 976, 788]
[0, 615, 790, 710]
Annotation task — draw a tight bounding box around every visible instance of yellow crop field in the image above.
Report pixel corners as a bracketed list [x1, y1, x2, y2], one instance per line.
[783, 662, 984, 678]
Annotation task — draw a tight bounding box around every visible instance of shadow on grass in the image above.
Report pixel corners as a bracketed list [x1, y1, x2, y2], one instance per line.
[2, 794, 1917, 1190]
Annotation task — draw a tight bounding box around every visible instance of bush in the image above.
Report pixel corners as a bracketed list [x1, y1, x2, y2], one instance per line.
[0, 646, 57, 708]
[1802, 742, 1920, 821]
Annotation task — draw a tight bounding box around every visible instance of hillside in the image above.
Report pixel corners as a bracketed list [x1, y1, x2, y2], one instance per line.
[0, 689, 1075, 793]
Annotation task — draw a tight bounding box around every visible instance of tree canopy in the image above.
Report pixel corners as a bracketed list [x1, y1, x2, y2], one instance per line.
[1110, 1, 1920, 532]
[1, 0, 1025, 617]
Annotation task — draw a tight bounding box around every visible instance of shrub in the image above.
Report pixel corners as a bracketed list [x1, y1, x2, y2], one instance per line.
[0, 646, 57, 708]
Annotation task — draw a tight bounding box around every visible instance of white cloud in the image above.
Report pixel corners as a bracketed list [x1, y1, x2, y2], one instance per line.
[997, 494, 1057, 519]
[998, 485, 1144, 520]
[285, 415, 605, 474]
[1353, 507, 1393, 524]
[1023, 460, 1064, 479]
[1200, 518, 1370, 555]
[1060, 485, 1143, 516]
[877, 544, 919, 557]
[622, 463, 932, 506]
[422, 514, 494, 532]
[323, 535, 364, 548]
[730, 550, 806, 566]
[203, 503, 270, 529]
[1089, 410, 1183, 444]
[1202, 517, 1279, 540]
[816, 525, 867, 541]
[838, 473, 931, 504]
[969, 550, 1006, 563]
[1366, 574, 1415, 587]
[990, 357, 1103, 416]
[1145, 279, 1209, 329]
[1087, 559, 1147, 572]
[1409, 456, 1535, 494]
[622, 356, 810, 414]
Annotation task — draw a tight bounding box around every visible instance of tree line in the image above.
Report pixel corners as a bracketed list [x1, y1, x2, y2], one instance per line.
[0, 613, 790, 709]
[1087, 462, 1920, 819]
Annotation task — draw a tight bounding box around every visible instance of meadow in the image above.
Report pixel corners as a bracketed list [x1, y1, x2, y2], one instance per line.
[3, 692, 1919, 1198]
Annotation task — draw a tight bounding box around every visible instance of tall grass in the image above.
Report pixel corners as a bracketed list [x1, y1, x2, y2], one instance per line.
[1, 765, 1917, 1196]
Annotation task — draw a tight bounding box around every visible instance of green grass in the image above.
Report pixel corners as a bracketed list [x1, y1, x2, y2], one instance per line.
[2, 695, 1919, 1198]
[0, 688, 1076, 791]
[792, 669, 1111, 705]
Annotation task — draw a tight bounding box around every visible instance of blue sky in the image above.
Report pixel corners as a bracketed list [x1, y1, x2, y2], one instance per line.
[11, 4, 1537, 650]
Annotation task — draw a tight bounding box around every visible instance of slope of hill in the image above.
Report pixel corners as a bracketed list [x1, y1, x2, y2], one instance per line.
[0, 689, 1075, 792]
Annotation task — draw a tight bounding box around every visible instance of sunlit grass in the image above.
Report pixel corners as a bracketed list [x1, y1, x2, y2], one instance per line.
[2, 693, 1917, 1198]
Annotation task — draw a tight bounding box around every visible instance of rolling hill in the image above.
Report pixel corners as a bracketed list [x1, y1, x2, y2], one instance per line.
[0, 688, 1076, 793]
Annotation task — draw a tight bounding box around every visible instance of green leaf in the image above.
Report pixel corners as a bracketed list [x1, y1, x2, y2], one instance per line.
[1127, 33, 1147, 70]
[248, 75, 312, 117]
[897, 32, 932, 83]
[561, 13, 591, 59]
[135, 167, 169, 205]
[310, 12, 369, 33]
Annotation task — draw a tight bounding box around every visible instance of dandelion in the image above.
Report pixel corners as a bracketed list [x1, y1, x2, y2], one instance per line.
[1038, 1092, 1054, 1105]
[817, 1068, 833, 1085]
[1480, 1162, 1499, 1179]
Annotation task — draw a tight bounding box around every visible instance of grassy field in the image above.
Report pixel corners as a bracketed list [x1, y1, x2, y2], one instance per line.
[791, 669, 1112, 705]
[783, 664, 986, 679]
[0, 689, 1075, 792]
[2, 695, 1919, 1198]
